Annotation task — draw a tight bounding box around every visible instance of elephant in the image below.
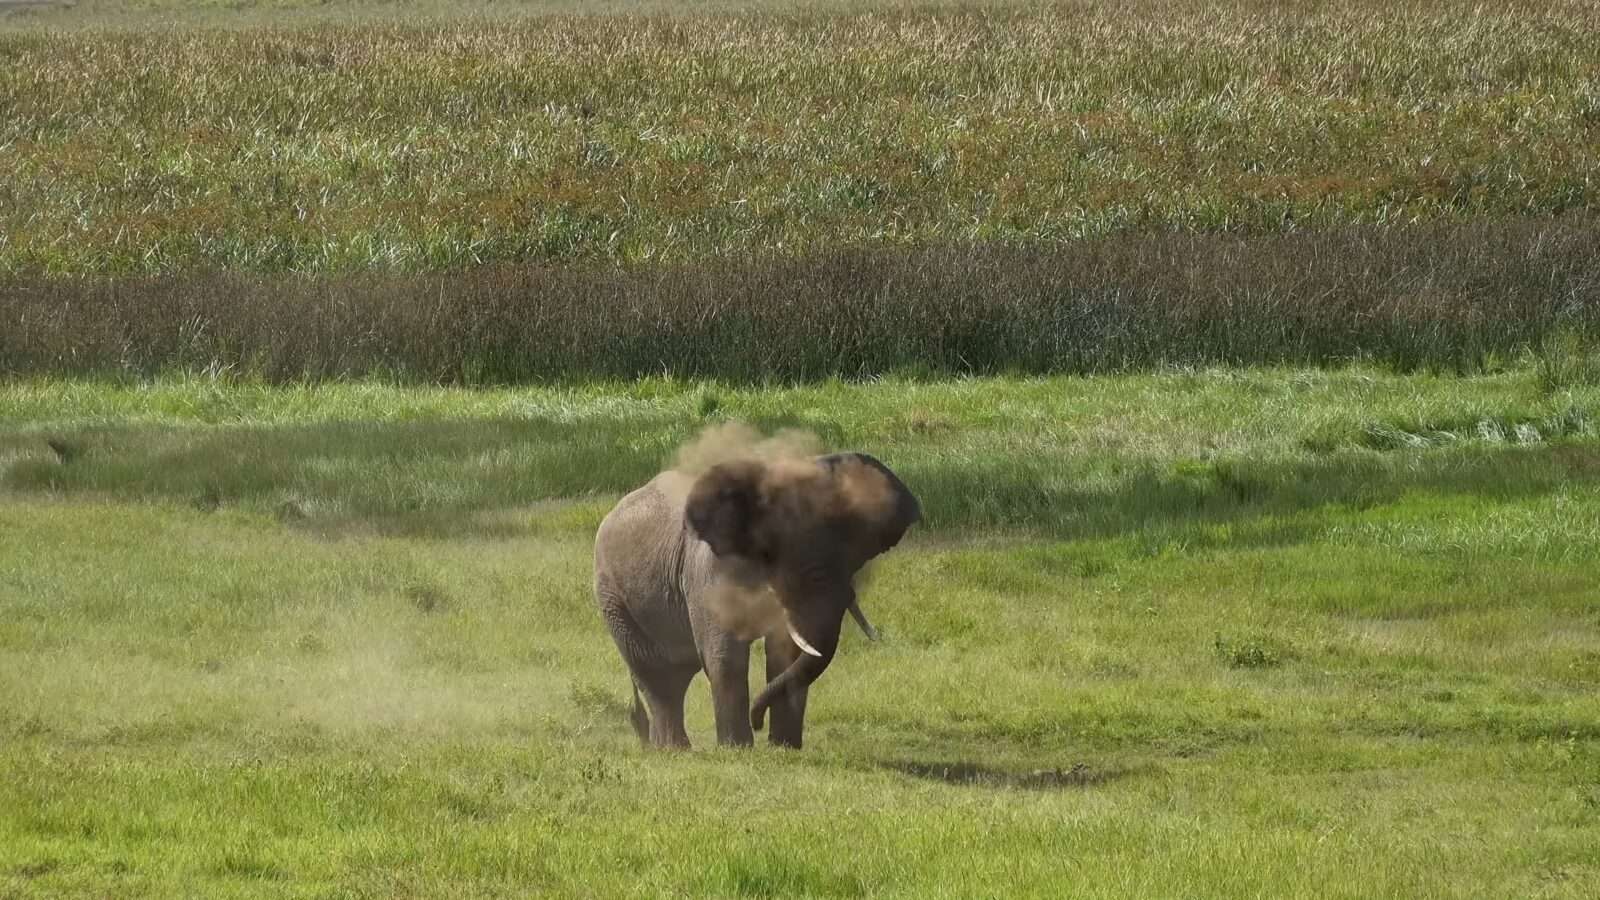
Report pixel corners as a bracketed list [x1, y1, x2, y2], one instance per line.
[592, 451, 920, 750]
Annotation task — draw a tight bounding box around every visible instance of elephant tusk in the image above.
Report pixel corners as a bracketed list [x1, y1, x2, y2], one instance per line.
[788, 625, 823, 657]
[847, 599, 880, 641]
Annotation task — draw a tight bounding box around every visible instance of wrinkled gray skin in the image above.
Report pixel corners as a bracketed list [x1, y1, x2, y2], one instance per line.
[593, 452, 920, 749]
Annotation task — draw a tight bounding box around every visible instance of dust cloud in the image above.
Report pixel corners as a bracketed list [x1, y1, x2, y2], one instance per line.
[662, 423, 896, 641]
[672, 422, 894, 523]
[666, 423, 822, 640]
[670, 421, 823, 475]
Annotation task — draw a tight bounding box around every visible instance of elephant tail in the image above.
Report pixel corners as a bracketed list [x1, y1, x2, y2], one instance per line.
[628, 681, 651, 745]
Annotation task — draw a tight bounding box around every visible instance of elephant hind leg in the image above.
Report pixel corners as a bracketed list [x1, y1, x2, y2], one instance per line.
[599, 596, 695, 749]
[633, 663, 696, 749]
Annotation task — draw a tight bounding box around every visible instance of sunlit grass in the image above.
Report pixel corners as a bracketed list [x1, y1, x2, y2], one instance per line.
[3, 371, 1598, 896]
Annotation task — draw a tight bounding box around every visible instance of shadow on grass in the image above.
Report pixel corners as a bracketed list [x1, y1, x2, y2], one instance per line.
[903, 442, 1587, 544]
[2, 416, 1593, 542]
[879, 759, 1137, 791]
[1, 412, 836, 535]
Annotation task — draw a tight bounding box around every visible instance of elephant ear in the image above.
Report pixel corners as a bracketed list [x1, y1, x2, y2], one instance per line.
[824, 452, 922, 560]
[685, 460, 772, 561]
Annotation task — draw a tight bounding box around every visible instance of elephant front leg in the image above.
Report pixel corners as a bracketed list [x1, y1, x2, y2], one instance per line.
[703, 641, 754, 747]
[763, 630, 810, 749]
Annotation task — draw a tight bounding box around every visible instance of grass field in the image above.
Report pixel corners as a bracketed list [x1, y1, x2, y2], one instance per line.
[3, 0, 1599, 274]
[4, 0, 1600, 895]
[5, 0, 1599, 382]
[3, 371, 1599, 896]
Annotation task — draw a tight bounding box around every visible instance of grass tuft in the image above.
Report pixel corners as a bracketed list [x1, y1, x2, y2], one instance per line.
[1214, 633, 1293, 669]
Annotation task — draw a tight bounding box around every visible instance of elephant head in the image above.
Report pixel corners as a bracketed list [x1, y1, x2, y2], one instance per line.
[684, 451, 920, 732]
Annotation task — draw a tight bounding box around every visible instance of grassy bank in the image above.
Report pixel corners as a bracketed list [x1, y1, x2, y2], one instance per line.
[3, 0, 1598, 274]
[3, 372, 1599, 896]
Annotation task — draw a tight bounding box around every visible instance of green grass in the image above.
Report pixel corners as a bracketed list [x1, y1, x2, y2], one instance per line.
[3, 370, 1599, 896]
[2, 0, 1598, 274]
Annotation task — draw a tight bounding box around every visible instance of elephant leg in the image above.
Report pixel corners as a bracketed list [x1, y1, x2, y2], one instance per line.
[600, 598, 696, 749]
[633, 663, 697, 749]
[763, 631, 810, 749]
[703, 639, 754, 748]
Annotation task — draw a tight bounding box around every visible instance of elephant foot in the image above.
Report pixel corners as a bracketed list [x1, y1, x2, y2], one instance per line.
[648, 728, 691, 750]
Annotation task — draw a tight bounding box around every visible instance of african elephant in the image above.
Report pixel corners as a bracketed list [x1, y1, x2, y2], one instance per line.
[593, 452, 920, 749]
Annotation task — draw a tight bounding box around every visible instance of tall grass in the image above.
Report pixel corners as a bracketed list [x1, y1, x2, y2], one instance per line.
[1, 0, 1597, 274]
[5, 218, 1597, 382]
[4, 1, 1597, 381]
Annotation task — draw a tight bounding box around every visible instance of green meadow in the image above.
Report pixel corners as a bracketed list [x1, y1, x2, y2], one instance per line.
[3, 371, 1598, 897]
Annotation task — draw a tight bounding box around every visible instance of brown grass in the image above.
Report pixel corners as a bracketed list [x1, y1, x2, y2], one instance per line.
[4, 217, 1597, 382]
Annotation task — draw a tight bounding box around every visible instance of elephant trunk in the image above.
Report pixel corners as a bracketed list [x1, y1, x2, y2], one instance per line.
[750, 612, 843, 732]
